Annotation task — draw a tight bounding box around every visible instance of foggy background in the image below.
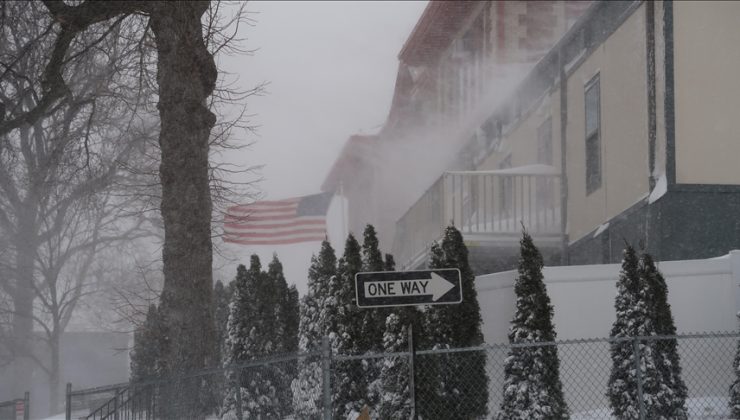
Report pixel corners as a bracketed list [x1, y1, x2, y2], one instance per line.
[213, 1, 428, 294]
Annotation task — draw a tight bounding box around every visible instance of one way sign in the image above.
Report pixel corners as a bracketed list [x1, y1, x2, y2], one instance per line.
[355, 268, 462, 308]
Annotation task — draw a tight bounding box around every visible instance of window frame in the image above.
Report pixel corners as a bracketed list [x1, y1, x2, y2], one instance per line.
[584, 74, 602, 195]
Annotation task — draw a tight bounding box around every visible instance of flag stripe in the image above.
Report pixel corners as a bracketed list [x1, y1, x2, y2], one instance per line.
[227, 213, 312, 222]
[224, 219, 326, 230]
[224, 212, 320, 224]
[224, 227, 326, 239]
[224, 235, 327, 246]
[227, 207, 298, 216]
[228, 199, 300, 210]
[226, 205, 299, 216]
[224, 218, 326, 229]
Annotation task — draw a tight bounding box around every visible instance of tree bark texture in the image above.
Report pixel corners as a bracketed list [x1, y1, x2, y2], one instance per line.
[148, 1, 217, 376]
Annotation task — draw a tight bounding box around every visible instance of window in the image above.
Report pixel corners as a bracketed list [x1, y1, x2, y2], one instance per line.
[585, 74, 601, 194]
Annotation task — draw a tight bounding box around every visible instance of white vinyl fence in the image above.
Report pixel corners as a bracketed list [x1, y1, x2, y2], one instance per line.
[476, 250, 740, 416]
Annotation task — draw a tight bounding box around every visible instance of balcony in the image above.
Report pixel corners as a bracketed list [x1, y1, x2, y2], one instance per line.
[392, 165, 563, 270]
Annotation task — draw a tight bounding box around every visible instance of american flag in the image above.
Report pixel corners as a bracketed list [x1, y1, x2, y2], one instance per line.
[223, 192, 334, 245]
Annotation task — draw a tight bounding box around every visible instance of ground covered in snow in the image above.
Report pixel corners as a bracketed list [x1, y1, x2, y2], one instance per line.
[571, 397, 731, 419]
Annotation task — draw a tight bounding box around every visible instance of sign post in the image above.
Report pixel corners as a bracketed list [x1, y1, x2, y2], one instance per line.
[355, 268, 462, 420]
[407, 323, 416, 420]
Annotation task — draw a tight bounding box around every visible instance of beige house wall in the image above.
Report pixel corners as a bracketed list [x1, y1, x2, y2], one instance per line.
[565, 3, 650, 241]
[673, 1, 740, 185]
[476, 4, 651, 242]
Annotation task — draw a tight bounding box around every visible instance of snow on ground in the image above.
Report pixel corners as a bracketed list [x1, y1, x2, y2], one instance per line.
[40, 396, 732, 420]
[41, 410, 87, 420]
[571, 396, 731, 419]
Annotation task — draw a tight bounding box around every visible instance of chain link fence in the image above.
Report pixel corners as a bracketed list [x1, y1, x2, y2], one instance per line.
[0, 392, 29, 420]
[64, 332, 740, 419]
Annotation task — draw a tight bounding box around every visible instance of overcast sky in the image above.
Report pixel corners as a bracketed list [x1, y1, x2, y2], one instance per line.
[214, 1, 427, 294]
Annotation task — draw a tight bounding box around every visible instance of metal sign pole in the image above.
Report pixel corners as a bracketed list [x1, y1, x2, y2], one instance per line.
[23, 391, 30, 420]
[65, 383, 71, 420]
[408, 323, 416, 420]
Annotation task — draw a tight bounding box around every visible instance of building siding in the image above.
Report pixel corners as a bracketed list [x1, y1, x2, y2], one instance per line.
[673, 1, 740, 185]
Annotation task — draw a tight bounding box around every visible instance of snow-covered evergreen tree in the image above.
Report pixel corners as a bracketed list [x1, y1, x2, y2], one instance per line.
[333, 233, 368, 419]
[378, 313, 413, 419]
[359, 224, 386, 353]
[267, 254, 288, 353]
[496, 229, 568, 420]
[359, 225, 390, 410]
[730, 334, 740, 418]
[222, 256, 287, 419]
[130, 304, 166, 382]
[265, 254, 296, 411]
[384, 253, 395, 271]
[377, 250, 420, 418]
[293, 240, 337, 417]
[420, 225, 488, 420]
[214, 280, 232, 365]
[281, 280, 301, 410]
[283, 284, 300, 353]
[607, 245, 665, 420]
[641, 253, 688, 419]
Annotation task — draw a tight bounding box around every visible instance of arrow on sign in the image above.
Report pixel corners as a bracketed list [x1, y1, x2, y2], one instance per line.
[363, 272, 455, 302]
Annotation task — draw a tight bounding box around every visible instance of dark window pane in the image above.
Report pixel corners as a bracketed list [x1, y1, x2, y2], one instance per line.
[585, 77, 600, 136]
[586, 132, 601, 193]
[585, 75, 601, 194]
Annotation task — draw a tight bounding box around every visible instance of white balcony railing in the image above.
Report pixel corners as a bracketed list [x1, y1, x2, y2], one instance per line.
[392, 165, 563, 270]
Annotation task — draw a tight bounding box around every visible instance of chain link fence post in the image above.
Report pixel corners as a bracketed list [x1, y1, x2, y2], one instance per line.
[23, 391, 30, 420]
[113, 387, 119, 420]
[321, 336, 332, 420]
[235, 376, 243, 420]
[633, 336, 646, 420]
[65, 383, 72, 420]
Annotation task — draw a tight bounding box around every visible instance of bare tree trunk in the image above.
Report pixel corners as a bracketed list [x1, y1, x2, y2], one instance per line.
[50, 329, 60, 413]
[12, 211, 37, 397]
[149, 1, 217, 380]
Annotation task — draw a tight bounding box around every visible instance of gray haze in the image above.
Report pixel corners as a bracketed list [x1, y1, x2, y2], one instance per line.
[214, 1, 427, 294]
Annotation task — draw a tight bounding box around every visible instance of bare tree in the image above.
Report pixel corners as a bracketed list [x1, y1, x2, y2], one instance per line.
[0, 2, 259, 411]
[0, 1, 155, 397]
[34, 187, 153, 410]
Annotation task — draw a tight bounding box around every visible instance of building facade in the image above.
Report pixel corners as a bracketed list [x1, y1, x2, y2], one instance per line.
[324, 0, 740, 273]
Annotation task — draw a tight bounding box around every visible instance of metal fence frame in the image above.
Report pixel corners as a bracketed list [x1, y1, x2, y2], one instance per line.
[0, 392, 29, 420]
[64, 331, 740, 420]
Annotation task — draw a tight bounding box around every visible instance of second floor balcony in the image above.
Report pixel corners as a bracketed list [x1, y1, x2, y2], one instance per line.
[392, 165, 563, 270]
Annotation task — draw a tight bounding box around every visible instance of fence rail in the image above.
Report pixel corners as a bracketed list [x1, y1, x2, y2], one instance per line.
[65, 332, 740, 420]
[393, 166, 562, 270]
